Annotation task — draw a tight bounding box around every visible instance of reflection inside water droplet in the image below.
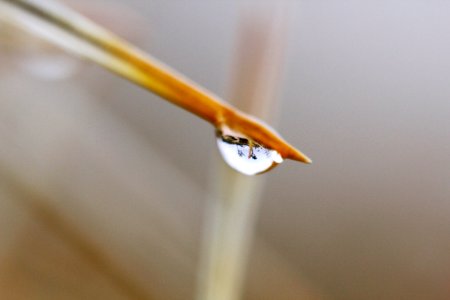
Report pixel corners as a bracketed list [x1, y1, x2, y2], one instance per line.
[216, 127, 283, 175]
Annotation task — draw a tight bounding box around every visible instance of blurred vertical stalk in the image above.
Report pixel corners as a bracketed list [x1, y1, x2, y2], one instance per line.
[197, 6, 288, 300]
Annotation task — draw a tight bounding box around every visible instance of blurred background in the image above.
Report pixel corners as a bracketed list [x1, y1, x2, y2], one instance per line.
[1, 0, 450, 299]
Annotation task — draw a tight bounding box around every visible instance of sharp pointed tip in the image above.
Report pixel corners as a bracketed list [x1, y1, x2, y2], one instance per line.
[298, 155, 313, 165]
[304, 157, 313, 164]
[287, 148, 312, 165]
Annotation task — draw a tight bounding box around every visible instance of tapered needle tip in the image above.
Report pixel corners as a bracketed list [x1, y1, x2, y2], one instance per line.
[288, 148, 312, 164]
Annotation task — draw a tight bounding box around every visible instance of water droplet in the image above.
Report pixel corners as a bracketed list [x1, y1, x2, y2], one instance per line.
[216, 127, 283, 175]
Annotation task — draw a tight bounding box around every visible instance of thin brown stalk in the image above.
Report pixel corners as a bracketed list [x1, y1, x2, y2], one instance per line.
[0, 0, 311, 164]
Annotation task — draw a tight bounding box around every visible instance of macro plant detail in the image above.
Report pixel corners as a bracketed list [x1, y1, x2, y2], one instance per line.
[0, 1, 312, 300]
[0, 0, 311, 175]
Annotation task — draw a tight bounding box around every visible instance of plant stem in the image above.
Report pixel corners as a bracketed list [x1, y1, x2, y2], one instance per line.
[197, 7, 288, 300]
[0, 0, 311, 164]
[197, 170, 262, 300]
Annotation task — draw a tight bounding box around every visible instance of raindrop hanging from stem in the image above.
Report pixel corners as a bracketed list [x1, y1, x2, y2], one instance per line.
[216, 126, 283, 175]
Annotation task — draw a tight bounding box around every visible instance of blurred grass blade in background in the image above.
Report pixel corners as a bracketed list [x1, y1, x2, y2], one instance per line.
[197, 8, 290, 300]
[0, 0, 311, 168]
